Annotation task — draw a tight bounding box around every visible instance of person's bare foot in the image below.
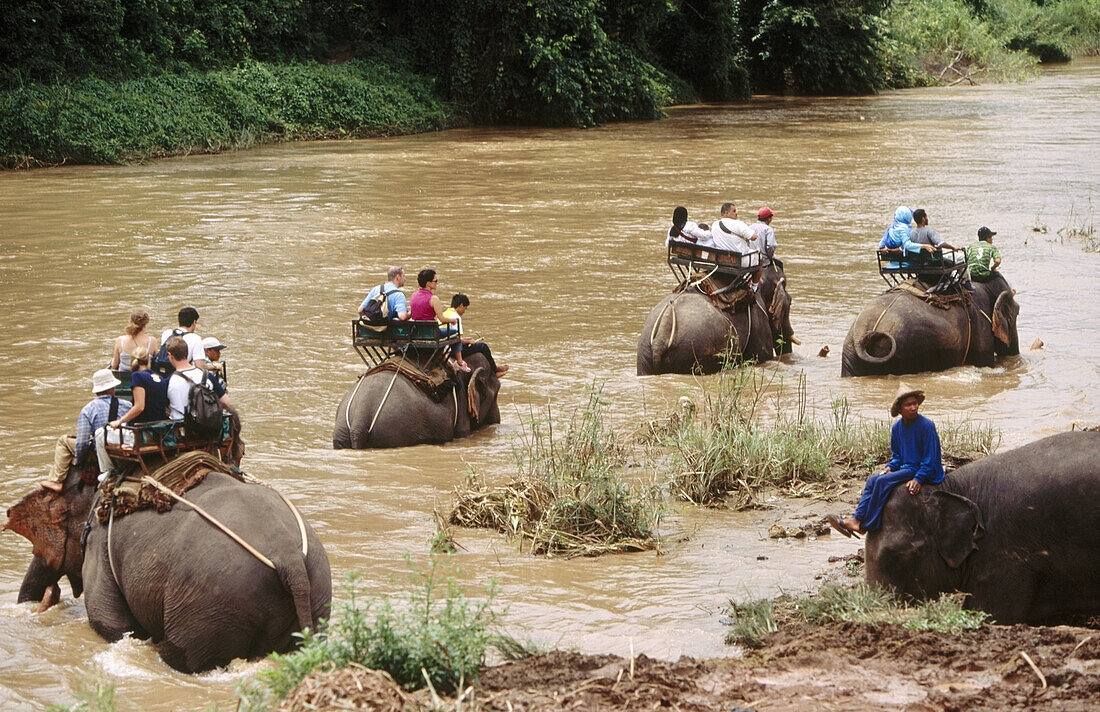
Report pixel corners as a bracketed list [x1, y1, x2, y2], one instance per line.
[39, 480, 63, 493]
[495, 364, 509, 378]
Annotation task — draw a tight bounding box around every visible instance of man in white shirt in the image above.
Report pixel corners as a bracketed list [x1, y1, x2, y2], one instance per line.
[159, 306, 211, 371]
[712, 203, 757, 254]
[165, 337, 230, 421]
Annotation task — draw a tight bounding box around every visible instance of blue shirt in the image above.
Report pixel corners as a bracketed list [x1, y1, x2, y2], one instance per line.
[75, 395, 132, 462]
[360, 283, 408, 319]
[878, 206, 922, 256]
[130, 369, 170, 423]
[886, 414, 945, 484]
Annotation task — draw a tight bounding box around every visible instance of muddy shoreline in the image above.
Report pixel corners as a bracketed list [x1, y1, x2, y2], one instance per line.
[284, 620, 1100, 711]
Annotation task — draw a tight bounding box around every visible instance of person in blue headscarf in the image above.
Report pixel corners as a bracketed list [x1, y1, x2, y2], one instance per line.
[878, 206, 935, 266]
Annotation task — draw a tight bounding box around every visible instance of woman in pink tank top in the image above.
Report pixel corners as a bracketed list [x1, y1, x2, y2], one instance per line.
[410, 269, 469, 372]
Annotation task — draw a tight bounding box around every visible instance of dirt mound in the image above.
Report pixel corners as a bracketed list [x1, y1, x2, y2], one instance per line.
[279, 663, 412, 712]
[279, 624, 1100, 711]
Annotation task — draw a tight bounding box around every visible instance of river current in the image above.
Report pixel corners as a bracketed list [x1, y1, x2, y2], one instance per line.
[0, 60, 1097, 710]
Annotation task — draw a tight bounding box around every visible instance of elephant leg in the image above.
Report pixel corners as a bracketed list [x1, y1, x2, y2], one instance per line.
[966, 567, 1035, 624]
[82, 542, 147, 642]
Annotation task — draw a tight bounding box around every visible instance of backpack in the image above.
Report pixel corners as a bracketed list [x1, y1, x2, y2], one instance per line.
[360, 283, 391, 330]
[177, 370, 223, 437]
[153, 328, 187, 374]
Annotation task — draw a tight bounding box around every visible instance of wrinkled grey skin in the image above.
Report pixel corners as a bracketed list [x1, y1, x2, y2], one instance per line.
[4, 468, 331, 673]
[333, 351, 501, 449]
[637, 265, 793, 375]
[865, 431, 1100, 624]
[842, 273, 1019, 377]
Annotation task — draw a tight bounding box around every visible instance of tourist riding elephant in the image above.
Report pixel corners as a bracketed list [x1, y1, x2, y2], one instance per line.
[3, 465, 332, 673]
[842, 273, 1019, 377]
[865, 431, 1100, 624]
[334, 351, 501, 449]
[637, 265, 793, 375]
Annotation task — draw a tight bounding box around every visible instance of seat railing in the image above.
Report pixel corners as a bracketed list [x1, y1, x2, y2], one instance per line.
[351, 319, 460, 371]
[104, 416, 236, 476]
[877, 246, 967, 289]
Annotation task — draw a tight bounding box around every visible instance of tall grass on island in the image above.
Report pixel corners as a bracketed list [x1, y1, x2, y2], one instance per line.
[664, 364, 999, 507]
[238, 559, 506, 712]
[0, 59, 450, 167]
[725, 583, 989, 649]
[449, 383, 662, 558]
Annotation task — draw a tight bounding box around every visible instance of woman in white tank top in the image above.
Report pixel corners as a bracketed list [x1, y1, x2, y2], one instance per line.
[110, 309, 159, 373]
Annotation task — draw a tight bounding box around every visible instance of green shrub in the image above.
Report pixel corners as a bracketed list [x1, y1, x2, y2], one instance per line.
[652, 0, 751, 101]
[723, 596, 779, 648]
[0, 59, 449, 166]
[45, 677, 117, 712]
[1047, 0, 1100, 56]
[241, 561, 500, 710]
[905, 592, 989, 633]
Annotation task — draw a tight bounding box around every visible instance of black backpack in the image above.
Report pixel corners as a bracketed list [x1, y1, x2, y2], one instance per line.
[360, 283, 391, 329]
[153, 328, 187, 374]
[177, 370, 223, 437]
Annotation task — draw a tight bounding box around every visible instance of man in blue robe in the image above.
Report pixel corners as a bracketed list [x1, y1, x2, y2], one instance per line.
[828, 384, 944, 536]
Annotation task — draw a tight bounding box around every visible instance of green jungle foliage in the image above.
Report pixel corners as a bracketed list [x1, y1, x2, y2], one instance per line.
[1, 0, 1095, 164]
[0, 60, 447, 166]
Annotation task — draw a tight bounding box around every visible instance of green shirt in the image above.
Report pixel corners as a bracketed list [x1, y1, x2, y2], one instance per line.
[965, 241, 1001, 279]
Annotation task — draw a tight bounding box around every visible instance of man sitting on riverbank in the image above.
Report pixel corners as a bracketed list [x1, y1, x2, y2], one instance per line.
[827, 384, 944, 537]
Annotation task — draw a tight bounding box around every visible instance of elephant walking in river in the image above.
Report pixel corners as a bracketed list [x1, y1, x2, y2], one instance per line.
[334, 351, 501, 448]
[637, 265, 793, 375]
[3, 465, 332, 673]
[842, 273, 1019, 377]
[866, 431, 1100, 624]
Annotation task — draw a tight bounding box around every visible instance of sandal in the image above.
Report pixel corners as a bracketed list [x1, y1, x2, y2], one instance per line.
[826, 515, 862, 539]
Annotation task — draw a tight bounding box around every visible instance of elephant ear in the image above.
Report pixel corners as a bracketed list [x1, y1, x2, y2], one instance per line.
[466, 366, 486, 425]
[768, 279, 790, 335]
[932, 490, 985, 569]
[991, 290, 1019, 354]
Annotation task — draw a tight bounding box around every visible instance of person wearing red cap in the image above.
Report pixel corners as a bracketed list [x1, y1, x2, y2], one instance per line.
[751, 207, 779, 265]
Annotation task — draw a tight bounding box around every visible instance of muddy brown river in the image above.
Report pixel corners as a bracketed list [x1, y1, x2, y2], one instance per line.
[1, 59, 1098, 710]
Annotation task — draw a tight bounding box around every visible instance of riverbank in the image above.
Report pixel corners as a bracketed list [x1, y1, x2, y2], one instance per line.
[273, 615, 1100, 711]
[0, 59, 451, 168]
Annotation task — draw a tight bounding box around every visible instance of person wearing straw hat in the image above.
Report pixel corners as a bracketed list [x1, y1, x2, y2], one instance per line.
[42, 368, 131, 492]
[827, 383, 944, 537]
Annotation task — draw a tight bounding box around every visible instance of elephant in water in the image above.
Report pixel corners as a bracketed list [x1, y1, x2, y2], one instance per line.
[637, 265, 793, 375]
[842, 273, 1019, 377]
[3, 466, 331, 673]
[865, 431, 1100, 624]
[334, 350, 501, 449]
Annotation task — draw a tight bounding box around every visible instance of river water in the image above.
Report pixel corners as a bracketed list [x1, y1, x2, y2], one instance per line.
[0, 59, 1097, 710]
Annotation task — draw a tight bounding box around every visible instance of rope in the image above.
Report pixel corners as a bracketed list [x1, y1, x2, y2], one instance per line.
[236, 471, 308, 557]
[687, 263, 720, 290]
[667, 300, 678, 351]
[368, 366, 402, 436]
[452, 384, 459, 430]
[961, 306, 972, 366]
[344, 373, 367, 433]
[872, 292, 906, 333]
[140, 476, 276, 570]
[107, 503, 122, 593]
[650, 298, 675, 345]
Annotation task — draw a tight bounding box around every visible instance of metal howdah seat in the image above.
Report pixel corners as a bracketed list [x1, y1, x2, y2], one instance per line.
[667, 240, 764, 287]
[352, 319, 461, 371]
[104, 415, 236, 476]
[876, 246, 967, 289]
[110, 370, 133, 399]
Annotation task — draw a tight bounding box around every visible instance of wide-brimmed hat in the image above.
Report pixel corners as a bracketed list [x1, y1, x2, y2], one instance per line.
[201, 336, 227, 350]
[92, 368, 122, 394]
[890, 382, 925, 418]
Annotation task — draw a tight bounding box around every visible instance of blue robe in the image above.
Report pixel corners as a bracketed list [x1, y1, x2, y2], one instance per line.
[855, 414, 944, 531]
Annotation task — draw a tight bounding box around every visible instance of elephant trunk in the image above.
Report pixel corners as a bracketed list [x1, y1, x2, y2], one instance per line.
[854, 330, 897, 364]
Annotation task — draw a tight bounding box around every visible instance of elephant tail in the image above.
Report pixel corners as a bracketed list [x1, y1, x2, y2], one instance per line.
[276, 554, 317, 634]
[648, 297, 679, 369]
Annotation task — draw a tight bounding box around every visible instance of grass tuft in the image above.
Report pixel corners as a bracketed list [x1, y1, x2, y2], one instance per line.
[448, 383, 661, 557]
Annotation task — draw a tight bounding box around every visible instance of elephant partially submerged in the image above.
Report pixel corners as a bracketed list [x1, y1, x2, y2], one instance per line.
[3, 464, 331, 673]
[842, 273, 1019, 377]
[865, 431, 1100, 624]
[637, 265, 793, 375]
[334, 351, 501, 449]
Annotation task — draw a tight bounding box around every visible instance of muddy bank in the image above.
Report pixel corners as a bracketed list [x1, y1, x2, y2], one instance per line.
[283, 621, 1100, 711]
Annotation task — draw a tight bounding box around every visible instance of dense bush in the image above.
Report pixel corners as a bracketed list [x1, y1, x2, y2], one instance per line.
[652, 0, 752, 101]
[0, 60, 448, 166]
[740, 0, 890, 94]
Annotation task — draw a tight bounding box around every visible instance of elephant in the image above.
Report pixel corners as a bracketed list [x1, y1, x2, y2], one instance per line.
[3, 465, 332, 673]
[842, 273, 1019, 377]
[865, 430, 1100, 624]
[637, 264, 793, 375]
[334, 350, 501, 448]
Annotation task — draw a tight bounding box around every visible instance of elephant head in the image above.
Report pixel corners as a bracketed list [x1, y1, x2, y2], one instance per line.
[3, 468, 95, 608]
[991, 289, 1020, 356]
[465, 357, 501, 429]
[865, 487, 984, 601]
